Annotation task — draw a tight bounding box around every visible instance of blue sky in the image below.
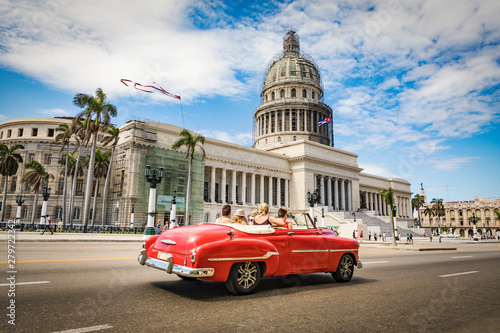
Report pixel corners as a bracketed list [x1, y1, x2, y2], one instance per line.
[1, 0, 499, 203]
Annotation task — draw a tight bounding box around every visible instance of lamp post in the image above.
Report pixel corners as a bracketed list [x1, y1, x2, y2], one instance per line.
[144, 165, 163, 238]
[307, 190, 318, 221]
[469, 213, 479, 241]
[129, 204, 135, 229]
[40, 186, 51, 224]
[16, 195, 25, 223]
[169, 190, 177, 228]
[392, 205, 399, 242]
[321, 207, 325, 227]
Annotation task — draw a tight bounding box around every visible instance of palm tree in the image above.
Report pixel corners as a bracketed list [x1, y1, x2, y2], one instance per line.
[68, 118, 89, 227]
[172, 129, 206, 225]
[58, 152, 85, 227]
[431, 198, 445, 235]
[379, 187, 397, 246]
[100, 125, 119, 227]
[412, 194, 426, 227]
[423, 206, 435, 233]
[21, 161, 54, 227]
[0, 144, 24, 222]
[90, 149, 110, 228]
[73, 88, 117, 232]
[55, 122, 72, 227]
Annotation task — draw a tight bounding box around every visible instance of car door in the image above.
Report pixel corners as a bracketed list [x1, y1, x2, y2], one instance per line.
[287, 213, 329, 273]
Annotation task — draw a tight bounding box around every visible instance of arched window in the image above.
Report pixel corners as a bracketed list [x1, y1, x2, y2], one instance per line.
[278, 137, 281, 142]
[280, 89, 285, 98]
[291, 88, 296, 97]
[56, 207, 63, 220]
[115, 208, 119, 224]
[204, 213, 209, 222]
[312, 91, 315, 100]
[303, 89, 307, 98]
[265, 95, 268, 102]
[293, 136, 296, 141]
[73, 208, 81, 220]
[271, 92, 275, 100]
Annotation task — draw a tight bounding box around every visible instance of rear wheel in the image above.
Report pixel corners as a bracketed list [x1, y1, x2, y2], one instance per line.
[332, 254, 354, 282]
[225, 262, 261, 295]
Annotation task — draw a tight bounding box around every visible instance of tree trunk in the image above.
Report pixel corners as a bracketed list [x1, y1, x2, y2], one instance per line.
[91, 178, 99, 228]
[1, 176, 8, 222]
[101, 149, 114, 227]
[62, 149, 69, 227]
[31, 192, 39, 227]
[69, 147, 82, 228]
[185, 155, 193, 225]
[82, 135, 97, 232]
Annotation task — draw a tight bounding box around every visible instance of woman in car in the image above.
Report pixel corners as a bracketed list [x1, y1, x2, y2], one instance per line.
[253, 203, 285, 227]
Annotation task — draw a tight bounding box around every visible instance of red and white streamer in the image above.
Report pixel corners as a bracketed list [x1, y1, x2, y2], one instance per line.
[121, 79, 181, 100]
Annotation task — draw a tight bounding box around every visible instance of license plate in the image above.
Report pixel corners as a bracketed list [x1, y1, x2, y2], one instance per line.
[157, 252, 171, 261]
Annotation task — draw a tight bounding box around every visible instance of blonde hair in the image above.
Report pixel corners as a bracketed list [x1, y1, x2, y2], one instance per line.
[233, 216, 245, 224]
[258, 203, 269, 214]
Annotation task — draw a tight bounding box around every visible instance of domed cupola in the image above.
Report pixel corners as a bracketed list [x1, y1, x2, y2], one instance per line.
[254, 30, 333, 150]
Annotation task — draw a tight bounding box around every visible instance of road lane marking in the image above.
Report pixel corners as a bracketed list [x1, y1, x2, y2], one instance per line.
[451, 256, 473, 259]
[362, 261, 389, 264]
[439, 271, 479, 278]
[0, 257, 135, 264]
[0, 281, 50, 287]
[52, 324, 113, 333]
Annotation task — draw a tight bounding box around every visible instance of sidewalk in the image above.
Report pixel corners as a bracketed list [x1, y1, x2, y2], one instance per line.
[360, 237, 500, 251]
[0, 231, 144, 242]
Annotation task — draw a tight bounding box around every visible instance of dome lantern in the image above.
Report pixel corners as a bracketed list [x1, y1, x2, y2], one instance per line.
[283, 29, 300, 55]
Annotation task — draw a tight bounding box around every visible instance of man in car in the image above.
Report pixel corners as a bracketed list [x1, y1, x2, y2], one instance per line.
[215, 204, 232, 224]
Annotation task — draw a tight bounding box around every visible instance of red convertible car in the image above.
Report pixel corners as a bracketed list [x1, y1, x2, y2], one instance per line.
[138, 212, 362, 294]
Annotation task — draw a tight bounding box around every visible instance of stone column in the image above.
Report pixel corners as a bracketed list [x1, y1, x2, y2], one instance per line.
[313, 174, 317, 191]
[210, 166, 216, 203]
[251, 173, 256, 206]
[327, 177, 332, 210]
[232, 170, 237, 204]
[277, 177, 281, 207]
[285, 179, 289, 207]
[334, 178, 339, 210]
[268, 176, 273, 207]
[319, 175, 325, 206]
[290, 110, 293, 132]
[242, 172, 247, 205]
[221, 168, 226, 204]
[260, 175, 265, 205]
[340, 179, 345, 211]
[347, 180, 352, 212]
[304, 109, 308, 133]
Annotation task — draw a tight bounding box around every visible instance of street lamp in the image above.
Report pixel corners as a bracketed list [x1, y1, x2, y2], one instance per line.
[15, 195, 25, 223]
[307, 190, 318, 220]
[40, 186, 51, 224]
[169, 190, 177, 228]
[469, 213, 479, 241]
[144, 165, 163, 238]
[392, 205, 399, 242]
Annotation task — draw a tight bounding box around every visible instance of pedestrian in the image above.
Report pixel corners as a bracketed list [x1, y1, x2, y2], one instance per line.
[439, 234, 442, 243]
[382, 232, 386, 242]
[368, 231, 372, 241]
[41, 214, 53, 235]
[359, 230, 364, 243]
[406, 234, 410, 243]
[353, 230, 356, 240]
[156, 220, 163, 235]
[410, 234, 413, 244]
[430, 233, 433, 242]
[374, 232, 378, 241]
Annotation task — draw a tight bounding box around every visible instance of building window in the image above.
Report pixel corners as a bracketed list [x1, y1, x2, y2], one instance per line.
[312, 91, 315, 100]
[10, 177, 17, 192]
[18, 128, 24, 137]
[271, 92, 275, 100]
[73, 208, 81, 220]
[47, 128, 54, 137]
[303, 89, 307, 98]
[204, 213, 209, 222]
[21, 206, 28, 219]
[58, 178, 64, 194]
[44, 154, 52, 165]
[56, 207, 63, 220]
[0, 131, 3, 139]
[293, 136, 296, 141]
[278, 137, 281, 142]
[215, 183, 219, 203]
[7, 130, 11, 138]
[32, 128, 38, 136]
[29, 153, 35, 162]
[291, 88, 296, 97]
[280, 89, 285, 98]
[24, 180, 30, 191]
[76, 179, 84, 195]
[204, 182, 209, 202]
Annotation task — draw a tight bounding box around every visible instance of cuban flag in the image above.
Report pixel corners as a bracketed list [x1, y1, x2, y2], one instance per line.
[318, 116, 331, 127]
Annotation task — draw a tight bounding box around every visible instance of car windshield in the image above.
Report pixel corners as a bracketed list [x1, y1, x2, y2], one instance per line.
[287, 212, 316, 229]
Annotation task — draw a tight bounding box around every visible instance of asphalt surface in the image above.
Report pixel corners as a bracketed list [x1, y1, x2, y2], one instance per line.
[1, 234, 500, 333]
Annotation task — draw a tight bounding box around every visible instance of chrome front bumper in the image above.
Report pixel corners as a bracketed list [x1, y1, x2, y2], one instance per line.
[357, 260, 363, 269]
[138, 249, 215, 278]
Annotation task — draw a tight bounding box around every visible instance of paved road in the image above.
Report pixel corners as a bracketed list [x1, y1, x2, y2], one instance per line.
[1, 241, 500, 333]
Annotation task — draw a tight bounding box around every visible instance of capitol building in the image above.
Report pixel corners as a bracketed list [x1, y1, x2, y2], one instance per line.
[0, 31, 413, 234]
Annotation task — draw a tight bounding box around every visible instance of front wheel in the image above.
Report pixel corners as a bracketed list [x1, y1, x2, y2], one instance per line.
[332, 254, 354, 282]
[225, 262, 261, 295]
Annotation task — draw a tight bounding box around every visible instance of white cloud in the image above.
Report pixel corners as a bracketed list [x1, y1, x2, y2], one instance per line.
[198, 129, 253, 146]
[430, 156, 478, 172]
[38, 108, 72, 116]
